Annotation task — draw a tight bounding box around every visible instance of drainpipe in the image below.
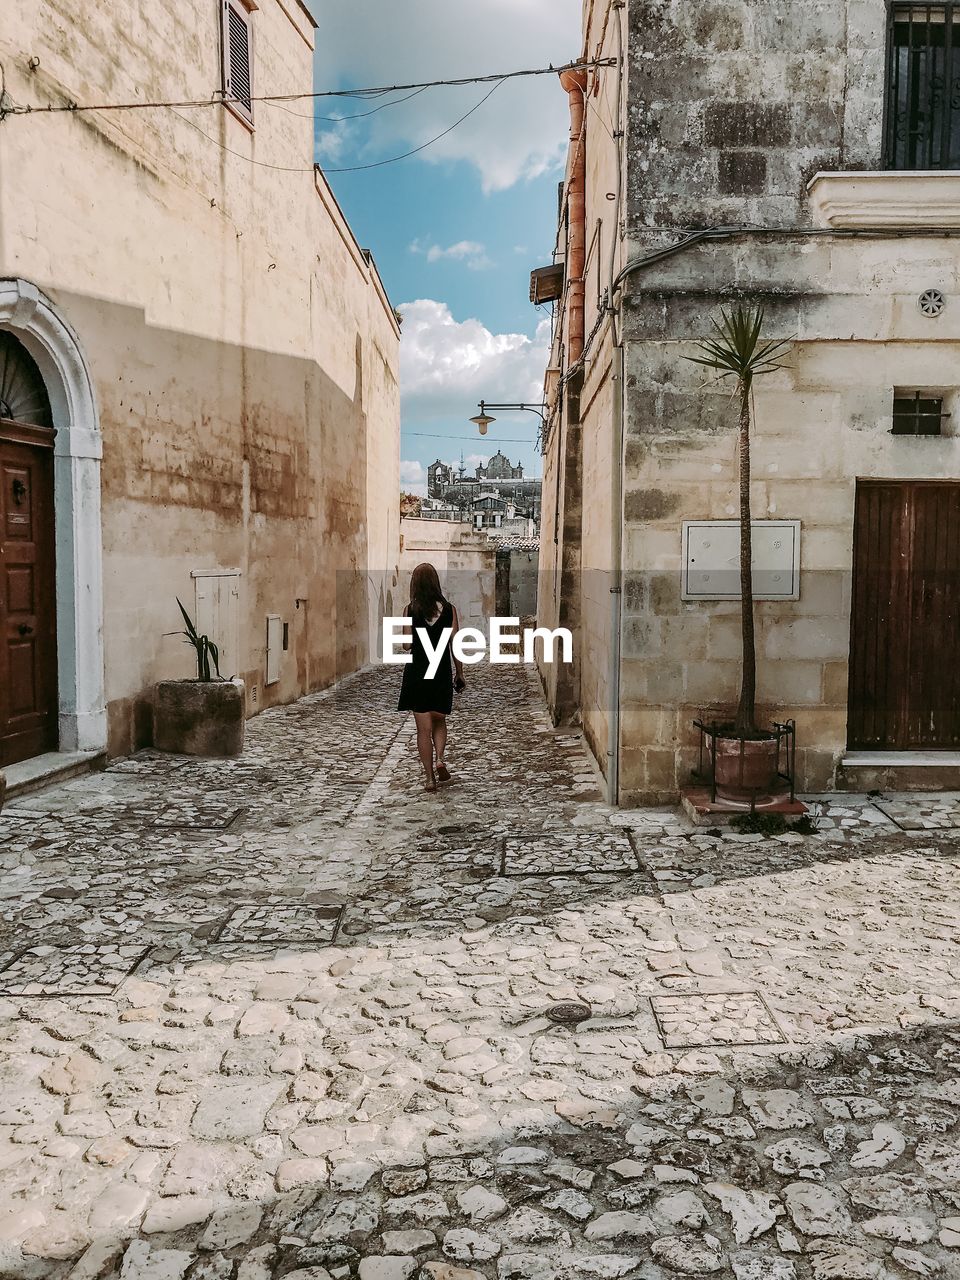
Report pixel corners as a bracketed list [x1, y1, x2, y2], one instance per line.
[559, 68, 588, 362]
[608, 339, 624, 806]
[606, 0, 626, 808]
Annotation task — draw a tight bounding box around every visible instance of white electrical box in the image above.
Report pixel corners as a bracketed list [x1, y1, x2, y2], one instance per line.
[681, 520, 801, 601]
[265, 614, 283, 685]
[192, 569, 241, 677]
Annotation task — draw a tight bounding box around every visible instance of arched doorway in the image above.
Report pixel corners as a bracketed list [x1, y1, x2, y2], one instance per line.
[0, 279, 105, 764]
[0, 331, 58, 763]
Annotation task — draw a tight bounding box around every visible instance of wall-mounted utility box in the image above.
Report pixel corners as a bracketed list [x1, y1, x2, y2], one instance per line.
[681, 520, 801, 601]
[265, 614, 283, 685]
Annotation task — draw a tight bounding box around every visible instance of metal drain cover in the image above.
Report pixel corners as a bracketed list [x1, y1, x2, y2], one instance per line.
[546, 1001, 592, 1025]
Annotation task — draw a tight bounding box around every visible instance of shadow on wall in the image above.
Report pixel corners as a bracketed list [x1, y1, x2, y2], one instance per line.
[47, 290, 385, 754]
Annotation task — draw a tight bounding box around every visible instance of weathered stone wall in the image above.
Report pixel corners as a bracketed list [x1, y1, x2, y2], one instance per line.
[608, 0, 960, 801]
[619, 236, 960, 801]
[0, 0, 400, 754]
[626, 0, 886, 236]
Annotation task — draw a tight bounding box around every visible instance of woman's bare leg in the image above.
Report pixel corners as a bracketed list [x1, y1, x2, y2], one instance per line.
[431, 713, 447, 763]
[432, 713, 450, 780]
[413, 713, 436, 790]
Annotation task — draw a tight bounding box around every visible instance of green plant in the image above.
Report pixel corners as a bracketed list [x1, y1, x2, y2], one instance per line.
[686, 305, 792, 735]
[177, 599, 221, 682]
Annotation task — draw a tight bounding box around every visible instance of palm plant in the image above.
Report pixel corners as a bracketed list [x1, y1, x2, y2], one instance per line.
[686, 305, 792, 736]
[177, 599, 221, 682]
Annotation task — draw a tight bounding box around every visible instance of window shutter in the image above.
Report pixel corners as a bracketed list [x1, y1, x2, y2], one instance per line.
[222, 0, 254, 124]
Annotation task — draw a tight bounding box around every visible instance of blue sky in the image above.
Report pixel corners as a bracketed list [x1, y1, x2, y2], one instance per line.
[313, 0, 581, 493]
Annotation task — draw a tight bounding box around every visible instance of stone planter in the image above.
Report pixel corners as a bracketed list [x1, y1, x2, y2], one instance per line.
[714, 734, 780, 800]
[154, 679, 245, 757]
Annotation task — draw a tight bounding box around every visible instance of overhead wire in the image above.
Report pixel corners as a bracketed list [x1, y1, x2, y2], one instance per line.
[270, 85, 429, 122]
[2, 58, 616, 117]
[324, 80, 503, 173]
[166, 79, 502, 175]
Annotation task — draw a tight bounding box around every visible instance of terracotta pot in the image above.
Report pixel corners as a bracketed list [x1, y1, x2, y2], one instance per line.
[713, 734, 779, 798]
[154, 678, 245, 757]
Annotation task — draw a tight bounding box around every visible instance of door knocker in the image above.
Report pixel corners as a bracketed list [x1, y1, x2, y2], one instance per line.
[11, 479, 26, 505]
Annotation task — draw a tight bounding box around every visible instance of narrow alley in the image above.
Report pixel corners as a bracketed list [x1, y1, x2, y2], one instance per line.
[1, 666, 959, 1278]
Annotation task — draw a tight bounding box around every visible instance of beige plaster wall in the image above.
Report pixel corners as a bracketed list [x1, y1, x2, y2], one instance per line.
[398, 519, 497, 636]
[0, 0, 400, 753]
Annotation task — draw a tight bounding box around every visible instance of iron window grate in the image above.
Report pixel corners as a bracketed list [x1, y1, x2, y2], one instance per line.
[892, 390, 949, 434]
[884, 3, 960, 169]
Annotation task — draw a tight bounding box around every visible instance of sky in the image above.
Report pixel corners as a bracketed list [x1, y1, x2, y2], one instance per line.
[312, 0, 581, 495]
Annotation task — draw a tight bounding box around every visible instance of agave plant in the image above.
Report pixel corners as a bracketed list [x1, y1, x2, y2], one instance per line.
[686, 304, 792, 736]
[177, 599, 221, 682]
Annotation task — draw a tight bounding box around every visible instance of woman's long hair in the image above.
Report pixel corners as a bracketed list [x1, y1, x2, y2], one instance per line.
[410, 562, 445, 623]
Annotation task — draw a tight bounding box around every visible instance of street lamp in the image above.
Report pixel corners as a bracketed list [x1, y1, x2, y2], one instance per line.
[468, 400, 547, 438]
[469, 406, 495, 436]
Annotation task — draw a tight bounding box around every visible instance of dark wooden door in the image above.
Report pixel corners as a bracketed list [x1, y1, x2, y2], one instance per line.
[848, 480, 960, 749]
[0, 423, 58, 766]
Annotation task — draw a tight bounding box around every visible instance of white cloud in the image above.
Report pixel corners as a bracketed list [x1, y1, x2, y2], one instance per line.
[314, 0, 581, 191]
[400, 460, 428, 495]
[409, 239, 493, 270]
[400, 459, 427, 484]
[399, 298, 551, 424]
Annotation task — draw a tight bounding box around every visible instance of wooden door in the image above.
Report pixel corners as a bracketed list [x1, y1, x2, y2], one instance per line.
[0, 423, 58, 766]
[848, 480, 960, 749]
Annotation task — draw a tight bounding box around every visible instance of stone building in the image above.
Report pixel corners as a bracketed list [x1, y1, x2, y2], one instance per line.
[477, 449, 524, 482]
[0, 0, 400, 774]
[537, 0, 960, 803]
[427, 452, 542, 528]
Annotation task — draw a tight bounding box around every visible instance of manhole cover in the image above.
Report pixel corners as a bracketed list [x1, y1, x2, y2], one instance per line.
[546, 1001, 592, 1025]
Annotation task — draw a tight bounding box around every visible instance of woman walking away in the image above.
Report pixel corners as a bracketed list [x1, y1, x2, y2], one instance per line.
[397, 562, 466, 792]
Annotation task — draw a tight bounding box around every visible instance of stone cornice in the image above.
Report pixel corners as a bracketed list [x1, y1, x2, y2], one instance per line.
[807, 171, 960, 228]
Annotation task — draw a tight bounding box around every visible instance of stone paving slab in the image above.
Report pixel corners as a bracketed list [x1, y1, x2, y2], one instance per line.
[650, 992, 785, 1050]
[0, 667, 959, 1279]
[0, 941, 150, 996]
[873, 794, 960, 831]
[502, 832, 641, 876]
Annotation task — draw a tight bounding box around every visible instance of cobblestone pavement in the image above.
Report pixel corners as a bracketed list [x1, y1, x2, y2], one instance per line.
[2, 664, 960, 1280]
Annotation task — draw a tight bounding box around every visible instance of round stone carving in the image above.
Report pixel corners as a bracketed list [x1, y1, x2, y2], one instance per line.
[918, 288, 946, 317]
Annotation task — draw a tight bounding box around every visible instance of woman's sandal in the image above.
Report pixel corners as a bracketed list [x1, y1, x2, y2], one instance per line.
[424, 774, 438, 792]
[436, 760, 451, 783]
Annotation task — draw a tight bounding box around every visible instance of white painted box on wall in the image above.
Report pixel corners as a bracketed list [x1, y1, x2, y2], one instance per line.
[681, 520, 801, 601]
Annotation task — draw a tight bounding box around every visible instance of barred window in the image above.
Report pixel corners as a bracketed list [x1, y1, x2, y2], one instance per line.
[885, 4, 960, 169]
[892, 390, 949, 434]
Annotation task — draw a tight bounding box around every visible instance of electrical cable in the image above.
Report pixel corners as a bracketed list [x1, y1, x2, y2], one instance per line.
[324, 80, 502, 173]
[403, 433, 538, 444]
[270, 85, 429, 122]
[167, 78, 502, 174]
[3, 58, 616, 117]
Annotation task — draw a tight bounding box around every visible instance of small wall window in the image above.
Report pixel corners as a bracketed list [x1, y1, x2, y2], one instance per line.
[892, 389, 949, 435]
[222, 0, 254, 127]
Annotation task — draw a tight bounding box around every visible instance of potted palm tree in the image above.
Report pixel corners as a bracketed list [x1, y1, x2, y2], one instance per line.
[153, 600, 245, 757]
[687, 304, 792, 797]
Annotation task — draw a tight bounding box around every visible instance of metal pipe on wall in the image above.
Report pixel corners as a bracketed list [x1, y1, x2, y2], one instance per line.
[559, 67, 588, 363]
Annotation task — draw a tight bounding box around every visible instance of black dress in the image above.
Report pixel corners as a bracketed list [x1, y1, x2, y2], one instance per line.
[397, 600, 455, 714]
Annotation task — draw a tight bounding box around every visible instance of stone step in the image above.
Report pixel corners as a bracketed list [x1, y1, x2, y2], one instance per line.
[1, 749, 107, 804]
[837, 751, 960, 793]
